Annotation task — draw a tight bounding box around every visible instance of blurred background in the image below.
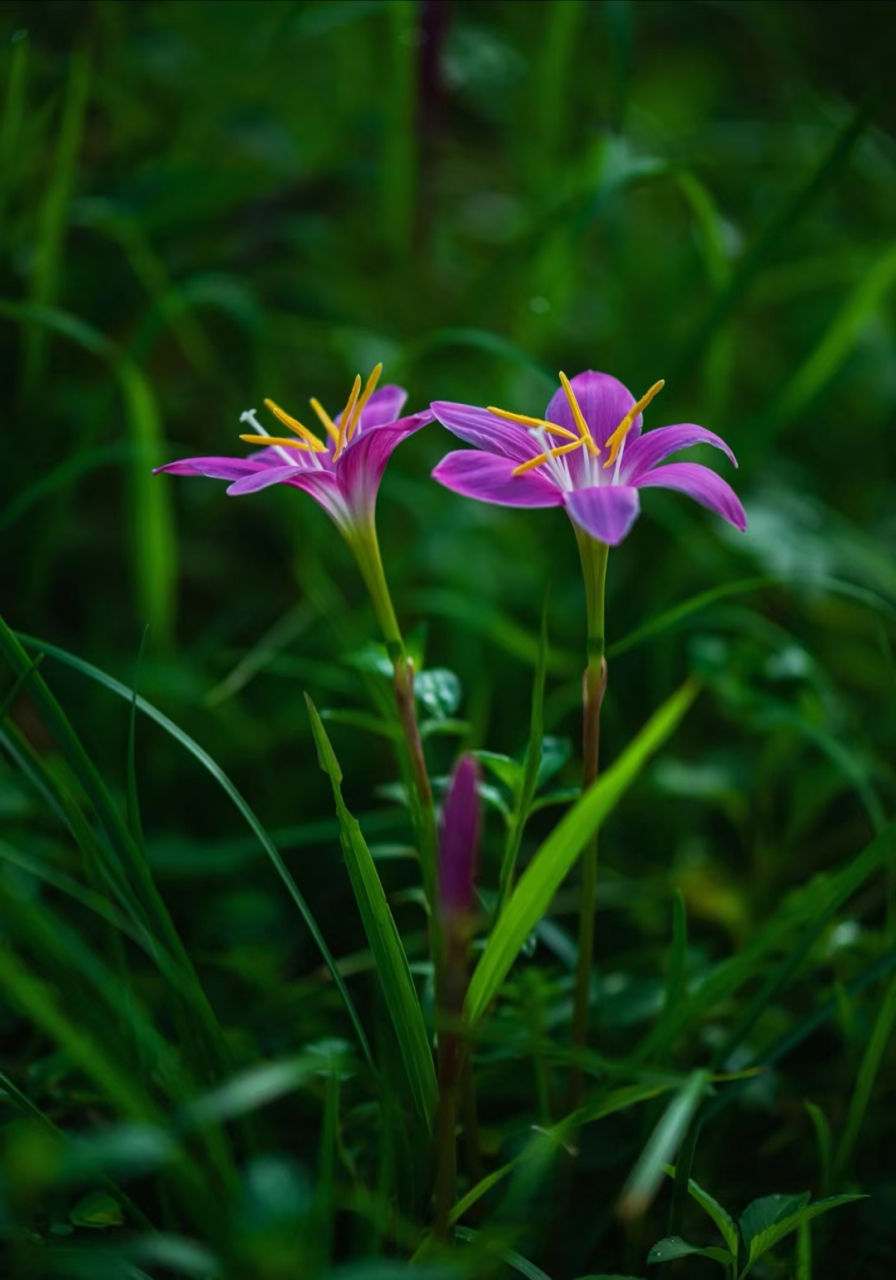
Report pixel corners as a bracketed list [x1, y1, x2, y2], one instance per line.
[2, 1, 896, 1275]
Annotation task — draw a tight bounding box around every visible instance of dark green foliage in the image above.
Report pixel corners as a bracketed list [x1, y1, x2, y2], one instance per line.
[1, 2, 895, 1277]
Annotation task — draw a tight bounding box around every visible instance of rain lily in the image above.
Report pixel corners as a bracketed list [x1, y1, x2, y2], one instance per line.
[156, 364, 432, 540]
[157, 365, 441, 910]
[155, 364, 433, 649]
[431, 370, 746, 545]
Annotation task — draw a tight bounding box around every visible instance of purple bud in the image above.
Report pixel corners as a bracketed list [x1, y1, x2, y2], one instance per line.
[439, 755, 481, 920]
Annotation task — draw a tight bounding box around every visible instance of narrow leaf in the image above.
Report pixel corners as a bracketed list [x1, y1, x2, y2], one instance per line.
[306, 695, 437, 1128]
[467, 680, 699, 1024]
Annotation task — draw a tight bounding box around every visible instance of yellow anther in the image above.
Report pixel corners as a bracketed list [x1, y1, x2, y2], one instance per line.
[603, 379, 665, 469]
[347, 362, 383, 441]
[487, 405, 579, 441]
[559, 372, 599, 456]
[333, 375, 362, 460]
[309, 397, 340, 442]
[264, 399, 328, 452]
[240, 434, 310, 451]
[511, 436, 588, 477]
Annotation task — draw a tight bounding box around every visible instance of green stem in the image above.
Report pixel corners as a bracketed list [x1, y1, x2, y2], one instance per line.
[570, 530, 609, 1106]
[347, 514, 438, 907]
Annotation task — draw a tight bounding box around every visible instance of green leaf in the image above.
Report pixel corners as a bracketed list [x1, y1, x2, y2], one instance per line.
[415, 668, 461, 720]
[477, 751, 523, 794]
[499, 594, 551, 903]
[646, 1237, 733, 1268]
[773, 242, 896, 427]
[305, 695, 437, 1129]
[740, 1194, 865, 1275]
[805, 1100, 833, 1196]
[69, 1190, 125, 1229]
[178, 1058, 318, 1131]
[662, 1165, 738, 1258]
[535, 736, 571, 789]
[740, 1192, 809, 1255]
[617, 1071, 710, 1221]
[466, 679, 699, 1024]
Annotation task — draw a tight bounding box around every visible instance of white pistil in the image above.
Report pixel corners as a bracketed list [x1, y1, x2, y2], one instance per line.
[532, 428, 574, 491]
[240, 409, 302, 467]
[612, 434, 627, 485]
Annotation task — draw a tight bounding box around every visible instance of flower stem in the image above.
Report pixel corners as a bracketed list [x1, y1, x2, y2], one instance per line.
[348, 515, 439, 908]
[570, 529, 609, 1104]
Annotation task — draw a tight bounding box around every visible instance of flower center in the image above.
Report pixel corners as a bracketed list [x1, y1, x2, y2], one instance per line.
[489, 373, 665, 482]
[238, 363, 383, 463]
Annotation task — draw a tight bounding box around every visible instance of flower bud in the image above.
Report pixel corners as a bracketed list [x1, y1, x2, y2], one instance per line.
[438, 755, 481, 923]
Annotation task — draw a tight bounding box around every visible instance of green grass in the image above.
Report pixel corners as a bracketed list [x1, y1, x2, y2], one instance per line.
[1, 2, 896, 1277]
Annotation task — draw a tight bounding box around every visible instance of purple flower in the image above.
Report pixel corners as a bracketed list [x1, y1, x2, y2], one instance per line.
[155, 364, 433, 536]
[439, 755, 481, 923]
[431, 370, 746, 545]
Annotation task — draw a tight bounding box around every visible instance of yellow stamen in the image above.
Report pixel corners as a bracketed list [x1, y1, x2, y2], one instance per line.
[487, 405, 579, 442]
[309, 397, 340, 442]
[240, 434, 310, 451]
[559, 371, 599, 456]
[347, 362, 383, 441]
[511, 436, 588, 477]
[333, 374, 362, 460]
[602, 379, 665, 469]
[264, 399, 328, 452]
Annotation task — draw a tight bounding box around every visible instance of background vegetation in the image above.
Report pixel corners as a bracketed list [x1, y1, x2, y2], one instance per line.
[1, 1, 896, 1277]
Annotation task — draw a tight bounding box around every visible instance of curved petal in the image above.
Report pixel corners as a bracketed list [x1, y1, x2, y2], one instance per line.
[337, 410, 433, 513]
[356, 384, 408, 429]
[431, 401, 541, 463]
[154, 456, 262, 482]
[636, 462, 747, 531]
[281, 469, 351, 526]
[621, 424, 737, 482]
[563, 485, 640, 545]
[432, 450, 563, 508]
[545, 371, 641, 450]
[226, 464, 309, 495]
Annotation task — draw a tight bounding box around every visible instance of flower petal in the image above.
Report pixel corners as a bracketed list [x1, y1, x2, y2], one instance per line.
[432, 450, 563, 508]
[154, 456, 263, 482]
[635, 462, 747, 531]
[226, 465, 307, 495]
[282, 469, 350, 525]
[357, 384, 408, 429]
[563, 485, 640, 545]
[338, 410, 433, 513]
[431, 401, 541, 463]
[621, 424, 737, 482]
[545, 371, 641, 450]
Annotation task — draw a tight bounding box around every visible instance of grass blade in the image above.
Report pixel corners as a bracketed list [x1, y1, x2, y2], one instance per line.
[835, 974, 896, 1177]
[305, 694, 437, 1129]
[617, 1070, 711, 1221]
[466, 679, 699, 1025]
[13, 628, 374, 1072]
[674, 99, 870, 379]
[24, 49, 91, 390]
[499, 594, 550, 904]
[771, 242, 896, 429]
[117, 361, 178, 645]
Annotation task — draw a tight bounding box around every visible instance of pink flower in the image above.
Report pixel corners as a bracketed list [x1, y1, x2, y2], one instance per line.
[156, 364, 433, 537]
[431, 370, 745, 545]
